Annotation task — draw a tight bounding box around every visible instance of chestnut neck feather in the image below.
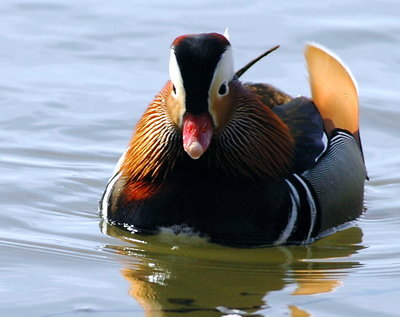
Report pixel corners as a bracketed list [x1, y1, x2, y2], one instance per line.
[211, 82, 294, 179]
[121, 82, 184, 181]
[121, 80, 294, 183]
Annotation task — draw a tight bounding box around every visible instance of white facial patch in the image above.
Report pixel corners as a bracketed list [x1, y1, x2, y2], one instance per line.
[169, 49, 187, 126]
[209, 46, 235, 98]
[208, 45, 235, 127]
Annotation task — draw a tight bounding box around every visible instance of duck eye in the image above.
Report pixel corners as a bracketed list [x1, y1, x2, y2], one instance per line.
[172, 84, 177, 95]
[218, 82, 227, 95]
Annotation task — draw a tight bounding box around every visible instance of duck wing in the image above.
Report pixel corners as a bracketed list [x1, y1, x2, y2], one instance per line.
[272, 97, 325, 174]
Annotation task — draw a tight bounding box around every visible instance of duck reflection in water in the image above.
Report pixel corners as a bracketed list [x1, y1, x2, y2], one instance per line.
[102, 223, 364, 317]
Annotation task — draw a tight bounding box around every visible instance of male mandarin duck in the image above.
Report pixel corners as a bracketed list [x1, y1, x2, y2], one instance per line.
[100, 32, 367, 247]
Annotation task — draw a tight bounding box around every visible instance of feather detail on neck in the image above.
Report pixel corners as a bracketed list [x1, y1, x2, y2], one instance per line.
[210, 81, 294, 180]
[121, 82, 183, 182]
[121, 80, 294, 182]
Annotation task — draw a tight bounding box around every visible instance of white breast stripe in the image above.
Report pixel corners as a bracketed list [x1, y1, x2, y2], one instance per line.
[315, 132, 328, 162]
[100, 148, 130, 219]
[293, 174, 317, 242]
[111, 147, 130, 179]
[101, 172, 122, 219]
[275, 179, 299, 245]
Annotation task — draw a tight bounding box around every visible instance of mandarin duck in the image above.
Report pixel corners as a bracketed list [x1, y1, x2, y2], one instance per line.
[100, 32, 366, 247]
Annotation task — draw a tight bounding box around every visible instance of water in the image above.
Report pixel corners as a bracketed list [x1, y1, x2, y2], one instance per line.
[1, 0, 399, 316]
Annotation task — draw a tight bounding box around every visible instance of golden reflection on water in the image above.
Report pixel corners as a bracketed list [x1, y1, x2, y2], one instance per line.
[102, 223, 364, 316]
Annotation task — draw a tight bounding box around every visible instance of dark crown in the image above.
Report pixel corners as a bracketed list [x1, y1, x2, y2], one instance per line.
[172, 33, 231, 114]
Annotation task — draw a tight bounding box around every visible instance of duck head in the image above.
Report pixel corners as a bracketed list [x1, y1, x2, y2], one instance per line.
[121, 32, 294, 182]
[167, 33, 236, 159]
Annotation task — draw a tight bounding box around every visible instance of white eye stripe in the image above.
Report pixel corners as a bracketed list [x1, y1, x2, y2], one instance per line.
[209, 46, 234, 98]
[168, 49, 187, 127]
[169, 49, 185, 98]
[208, 46, 235, 127]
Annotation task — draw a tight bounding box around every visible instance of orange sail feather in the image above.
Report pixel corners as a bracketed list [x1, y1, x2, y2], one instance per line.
[305, 43, 360, 144]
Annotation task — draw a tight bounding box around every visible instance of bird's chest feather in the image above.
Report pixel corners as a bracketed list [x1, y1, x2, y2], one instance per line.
[113, 165, 291, 246]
